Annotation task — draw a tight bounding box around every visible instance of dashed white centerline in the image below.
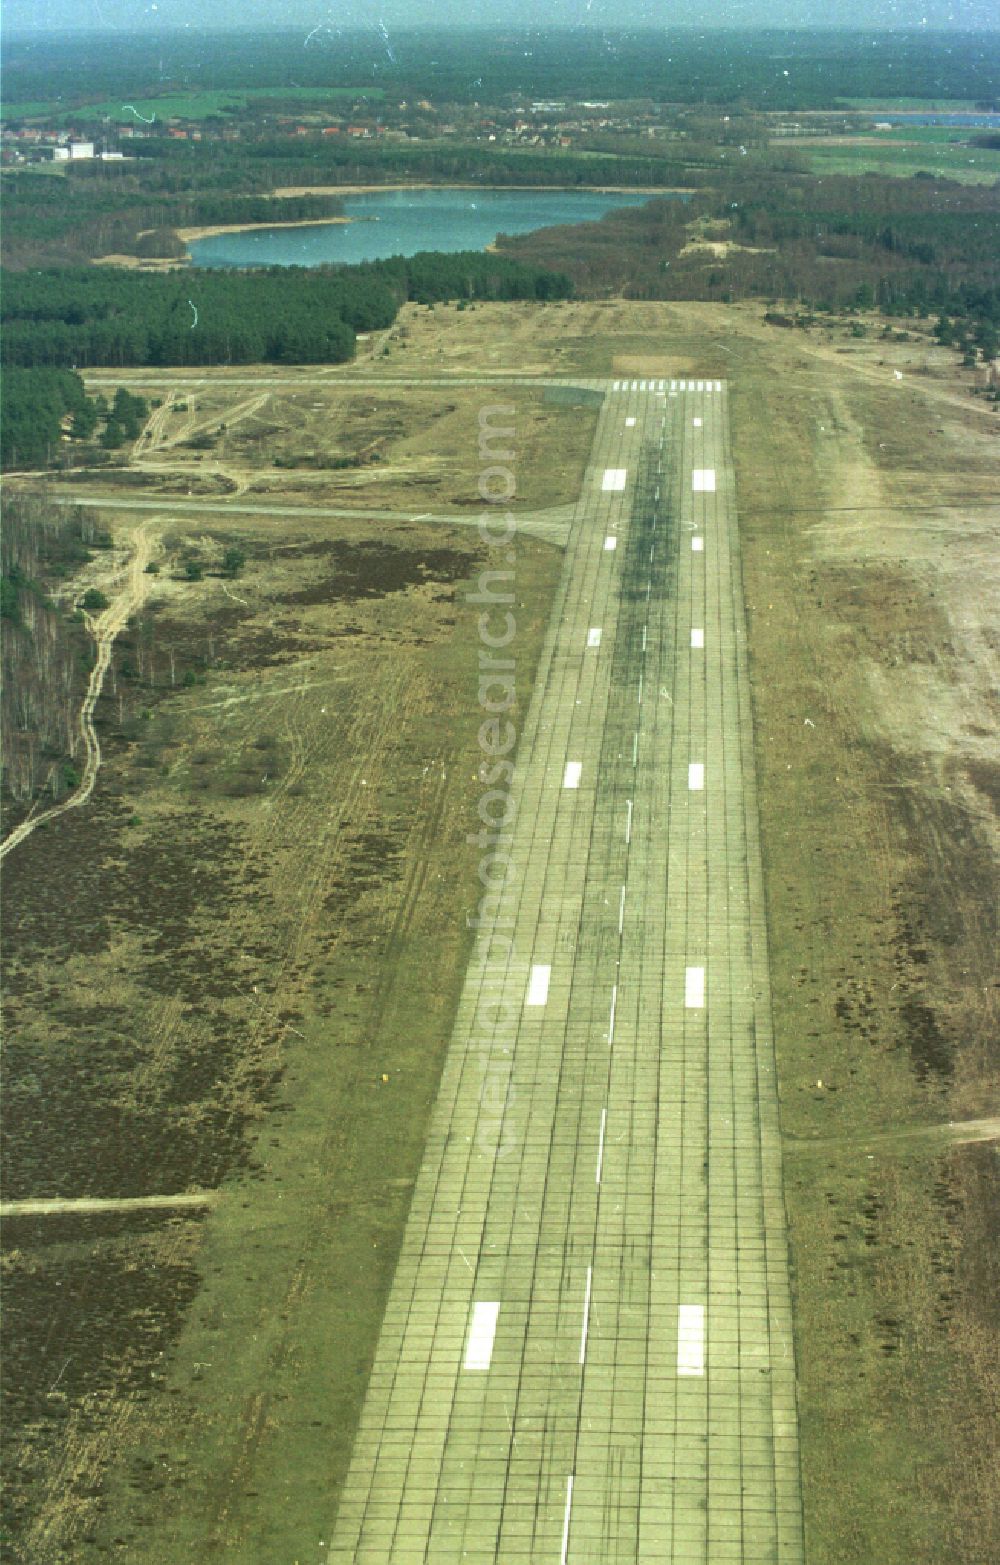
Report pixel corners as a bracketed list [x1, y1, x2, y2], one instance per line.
[691, 627, 705, 649]
[637, 672, 644, 706]
[677, 1304, 706, 1377]
[684, 966, 705, 1009]
[608, 984, 618, 1045]
[526, 964, 551, 1007]
[464, 1301, 500, 1370]
[641, 625, 647, 652]
[688, 762, 705, 791]
[618, 884, 626, 934]
[596, 1107, 607, 1185]
[625, 799, 633, 843]
[579, 1266, 593, 1365]
[587, 627, 602, 648]
[561, 1476, 575, 1565]
[563, 761, 582, 789]
[632, 732, 638, 766]
[692, 537, 704, 553]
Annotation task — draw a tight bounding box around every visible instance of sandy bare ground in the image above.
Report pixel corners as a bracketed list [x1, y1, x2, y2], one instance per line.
[0, 524, 159, 863]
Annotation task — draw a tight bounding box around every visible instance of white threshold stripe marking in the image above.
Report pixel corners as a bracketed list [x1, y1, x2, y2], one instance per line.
[692, 468, 716, 492]
[604, 536, 618, 552]
[618, 884, 626, 933]
[464, 1301, 500, 1371]
[625, 799, 633, 844]
[691, 627, 705, 649]
[561, 1476, 575, 1565]
[608, 984, 618, 1044]
[685, 965, 705, 1009]
[677, 1304, 705, 1376]
[596, 1107, 607, 1185]
[688, 762, 705, 791]
[692, 536, 704, 552]
[579, 1266, 593, 1365]
[587, 627, 602, 648]
[602, 468, 627, 492]
[526, 964, 551, 1007]
[563, 761, 582, 789]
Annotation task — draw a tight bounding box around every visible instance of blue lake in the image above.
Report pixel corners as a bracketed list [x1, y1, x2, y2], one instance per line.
[188, 187, 665, 269]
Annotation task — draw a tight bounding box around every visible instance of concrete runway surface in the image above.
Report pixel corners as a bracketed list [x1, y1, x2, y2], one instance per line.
[320, 375, 806, 1561]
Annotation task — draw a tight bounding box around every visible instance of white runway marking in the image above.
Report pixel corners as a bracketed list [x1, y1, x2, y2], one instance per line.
[692, 468, 716, 492]
[691, 627, 705, 649]
[604, 536, 618, 552]
[637, 672, 644, 705]
[464, 1302, 500, 1370]
[579, 1266, 593, 1364]
[685, 966, 705, 1009]
[563, 761, 582, 789]
[526, 965, 551, 1007]
[632, 732, 638, 766]
[596, 1108, 607, 1185]
[625, 416, 636, 427]
[688, 763, 705, 791]
[618, 884, 626, 933]
[561, 1476, 575, 1565]
[608, 984, 618, 1044]
[693, 417, 703, 428]
[677, 1304, 706, 1376]
[642, 625, 647, 652]
[625, 799, 633, 844]
[692, 536, 704, 552]
[587, 627, 602, 648]
[602, 469, 627, 492]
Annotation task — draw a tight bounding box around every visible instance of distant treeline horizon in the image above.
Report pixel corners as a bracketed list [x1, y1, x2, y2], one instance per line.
[3, 27, 998, 112]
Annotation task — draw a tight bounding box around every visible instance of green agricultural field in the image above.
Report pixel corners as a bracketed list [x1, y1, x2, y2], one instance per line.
[801, 139, 1000, 184]
[0, 86, 384, 124]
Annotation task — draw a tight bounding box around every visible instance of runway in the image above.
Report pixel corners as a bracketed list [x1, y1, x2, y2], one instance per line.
[328, 377, 804, 1562]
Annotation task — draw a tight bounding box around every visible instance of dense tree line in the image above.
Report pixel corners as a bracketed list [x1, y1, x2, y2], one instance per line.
[502, 173, 1000, 324]
[0, 368, 93, 468]
[0, 496, 103, 810]
[4, 27, 997, 112]
[1, 367, 149, 470]
[0, 252, 570, 373]
[0, 172, 345, 269]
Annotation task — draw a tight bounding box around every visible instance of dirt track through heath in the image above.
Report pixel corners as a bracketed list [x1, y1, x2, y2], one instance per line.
[0, 524, 159, 863]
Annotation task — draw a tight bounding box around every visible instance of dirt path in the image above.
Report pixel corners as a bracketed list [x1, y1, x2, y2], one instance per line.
[0, 1192, 217, 1218]
[0, 524, 160, 864]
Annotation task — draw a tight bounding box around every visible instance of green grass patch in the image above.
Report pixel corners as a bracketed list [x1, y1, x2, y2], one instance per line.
[0, 86, 384, 124]
[801, 139, 1000, 184]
